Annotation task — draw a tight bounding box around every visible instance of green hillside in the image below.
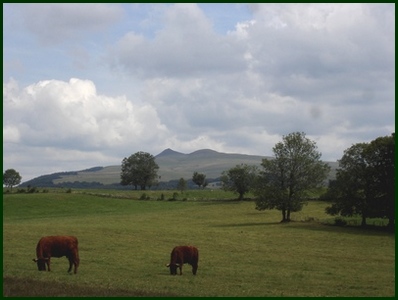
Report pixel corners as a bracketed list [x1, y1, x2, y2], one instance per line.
[20, 148, 338, 187]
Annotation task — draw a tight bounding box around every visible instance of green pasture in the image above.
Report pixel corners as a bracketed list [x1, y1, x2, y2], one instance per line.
[3, 190, 395, 296]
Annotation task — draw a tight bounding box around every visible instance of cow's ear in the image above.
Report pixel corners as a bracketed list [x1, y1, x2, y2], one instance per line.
[166, 264, 170, 267]
[33, 259, 37, 262]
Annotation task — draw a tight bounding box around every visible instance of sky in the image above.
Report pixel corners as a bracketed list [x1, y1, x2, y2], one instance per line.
[3, 3, 395, 182]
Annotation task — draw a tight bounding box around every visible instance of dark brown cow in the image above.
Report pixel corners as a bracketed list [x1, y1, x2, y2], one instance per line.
[166, 246, 199, 275]
[32, 236, 79, 274]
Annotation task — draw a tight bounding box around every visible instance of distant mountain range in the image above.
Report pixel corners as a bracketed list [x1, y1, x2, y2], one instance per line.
[20, 148, 338, 189]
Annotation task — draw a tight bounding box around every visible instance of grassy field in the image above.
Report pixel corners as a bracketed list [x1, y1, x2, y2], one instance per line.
[3, 189, 395, 297]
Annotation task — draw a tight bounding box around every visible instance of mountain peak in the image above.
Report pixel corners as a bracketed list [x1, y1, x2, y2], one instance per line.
[156, 148, 184, 157]
[189, 149, 222, 156]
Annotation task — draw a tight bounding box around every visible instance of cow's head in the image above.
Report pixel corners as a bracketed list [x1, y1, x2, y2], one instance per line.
[33, 258, 48, 271]
[166, 263, 180, 275]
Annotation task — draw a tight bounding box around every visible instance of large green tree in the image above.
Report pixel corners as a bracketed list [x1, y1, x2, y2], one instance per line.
[255, 132, 330, 222]
[325, 133, 395, 229]
[221, 164, 257, 200]
[120, 151, 159, 190]
[3, 169, 22, 191]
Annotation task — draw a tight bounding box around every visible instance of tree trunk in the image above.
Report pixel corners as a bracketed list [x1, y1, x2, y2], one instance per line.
[281, 209, 286, 222]
[361, 215, 366, 227]
[286, 209, 291, 222]
[386, 216, 395, 232]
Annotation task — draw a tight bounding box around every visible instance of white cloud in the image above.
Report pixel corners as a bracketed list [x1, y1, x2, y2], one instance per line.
[3, 125, 21, 143]
[14, 4, 124, 45]
[111, 3, 246, 78]
[3, 78, 169, 153]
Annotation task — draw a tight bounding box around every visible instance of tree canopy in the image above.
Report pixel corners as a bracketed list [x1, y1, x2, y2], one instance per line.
[324, 133, 395, 229]
[120, 151, 159, 190]
[221, 164, 257, 200]
[3, 169, 22, 191]
[192, 172, 207, 189]
[177, 178, 187, 193]
[255, 132, 330, 222]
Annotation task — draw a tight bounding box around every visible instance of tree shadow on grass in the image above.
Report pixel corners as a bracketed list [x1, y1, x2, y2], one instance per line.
[198, 199, 246, 205]
[286, 221, 395, 237]
[213, 221, 394, 237]
[212, 221, 280, 228]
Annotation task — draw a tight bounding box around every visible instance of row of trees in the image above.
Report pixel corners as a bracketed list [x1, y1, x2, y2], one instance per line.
[120, 131, 394, 228]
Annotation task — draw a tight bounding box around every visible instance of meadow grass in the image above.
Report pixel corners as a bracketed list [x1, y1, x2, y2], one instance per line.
[3, 190, 395, 297]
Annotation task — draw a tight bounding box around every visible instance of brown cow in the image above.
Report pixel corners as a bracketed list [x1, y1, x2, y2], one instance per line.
[32, 236, 79, 274]
[166, 246, 199, 275]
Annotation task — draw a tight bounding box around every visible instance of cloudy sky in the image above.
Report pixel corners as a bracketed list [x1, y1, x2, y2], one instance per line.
[3, 3, 395, 182]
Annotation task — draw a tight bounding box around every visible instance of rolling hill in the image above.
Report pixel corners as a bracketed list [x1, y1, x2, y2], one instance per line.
[19, 148, 338, 189]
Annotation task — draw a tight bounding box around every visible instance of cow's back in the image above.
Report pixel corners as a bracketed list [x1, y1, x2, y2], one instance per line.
[172, 246, 198, 264]
[183, 246, 198, 264]
[37, 236, 78, 258]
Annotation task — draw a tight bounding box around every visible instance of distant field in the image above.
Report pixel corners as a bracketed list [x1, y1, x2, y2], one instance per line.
[3, 190, 395, 297]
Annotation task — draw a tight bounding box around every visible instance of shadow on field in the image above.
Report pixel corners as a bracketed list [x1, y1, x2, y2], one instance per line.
[198, 199, 245, 205]
[3, 276, 177, 297]
[213, 221, 394, 237]
[213, 221, 280, 228]
[285, 221, 395, 237]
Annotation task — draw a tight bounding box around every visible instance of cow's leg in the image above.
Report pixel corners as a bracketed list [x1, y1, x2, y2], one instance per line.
[46, 259, 51, 271]
[179, 265, 183, 275]
[192, 264, 198, 275]
[73, 256, 80, 274]
[67, 257, 73, 273]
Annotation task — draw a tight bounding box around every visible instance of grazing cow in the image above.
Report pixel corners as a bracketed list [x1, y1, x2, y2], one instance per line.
[166, 246, 199, 275]
[32, 236, 79, 274]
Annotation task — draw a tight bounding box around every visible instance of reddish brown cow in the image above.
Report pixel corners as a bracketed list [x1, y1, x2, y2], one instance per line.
[33, 236, 79, 274]
[166, 246, 199, 275]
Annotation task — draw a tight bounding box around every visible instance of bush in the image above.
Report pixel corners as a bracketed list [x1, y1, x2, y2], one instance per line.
[334, 217, 347, 227]
[28, 187, 37, 193]
[168, 192, 179, 201]
[139, 193, 150, 200]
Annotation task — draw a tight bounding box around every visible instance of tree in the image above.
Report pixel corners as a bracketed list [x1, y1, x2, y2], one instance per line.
[177, 178, 187, 193]
[221, 164, 257, 200]
[324, 143, 369, 226]
[192, 172, 208, 189]
[325, 133, 395, 229]
[365, 133, 395, 230]
[3, 169, 22, 191]
[120, 151, 159, 190]
[254, 132, 330, 222]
